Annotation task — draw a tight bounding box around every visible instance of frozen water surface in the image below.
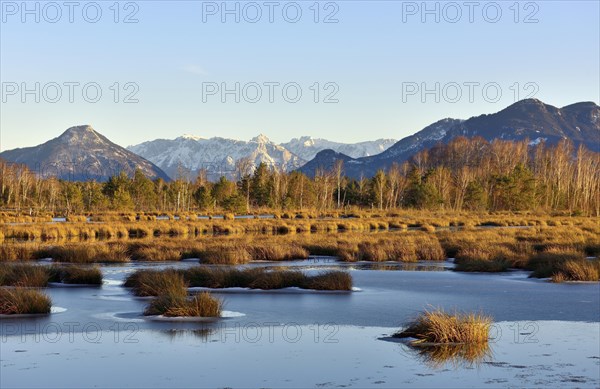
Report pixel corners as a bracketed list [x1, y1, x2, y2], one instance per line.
[1, 259, 599, 388]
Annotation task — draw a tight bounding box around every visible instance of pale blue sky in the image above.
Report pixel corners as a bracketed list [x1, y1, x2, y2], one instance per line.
[1, 0, 598, 151]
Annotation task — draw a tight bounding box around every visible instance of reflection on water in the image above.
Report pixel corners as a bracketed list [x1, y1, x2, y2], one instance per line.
[247, 258, 450, 272]
[2, 323, 598, 388]
[347, 262, 449, 272]
[159, 328, 216, 341]
[402, 342, 493, 369]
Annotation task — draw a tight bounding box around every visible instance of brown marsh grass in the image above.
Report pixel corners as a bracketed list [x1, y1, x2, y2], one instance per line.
[551, 259, 600, 282]
[144, 291, 222, 317]
[3, 214, 596, 244]
[36, 243, 130, 263]
[394, 308, 492, 344]
[0, 243, 40, 262]
[48, 266, 103, 285]
[1, 216, 598, 283]
[124, 269, 187, 297]
[0, 288, 52, 315]
[0, 263, 102, 286]
[126, 267, 353, 292]
[527, 248, 587, 278]
[0, 264, 49, 287]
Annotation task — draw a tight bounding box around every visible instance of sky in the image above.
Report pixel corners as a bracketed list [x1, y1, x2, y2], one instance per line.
[0, 0, 599, 151]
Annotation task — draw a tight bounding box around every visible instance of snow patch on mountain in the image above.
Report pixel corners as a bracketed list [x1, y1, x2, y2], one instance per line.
[128, 134, 396, 179]
[282, 137, 397, 161]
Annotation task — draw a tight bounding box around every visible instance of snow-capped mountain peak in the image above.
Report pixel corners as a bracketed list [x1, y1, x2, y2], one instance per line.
[179, 134, 203, 141]
[128, 134, 397, 180]
[250, 134, 272, 144]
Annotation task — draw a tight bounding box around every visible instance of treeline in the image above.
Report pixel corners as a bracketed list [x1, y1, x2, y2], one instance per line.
[0, 137, 598, 216]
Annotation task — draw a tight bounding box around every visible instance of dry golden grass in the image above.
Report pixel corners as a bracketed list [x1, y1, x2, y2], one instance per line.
[125, 269, 187, 297]
[144, 292, 222, 317]
[36, 243, 130, 263]
[334, 233, 445, 262]
[127, 267, 353, 292]
[551, 259, 600, 282]
[0, 263, 102, 286]
[0, 288, 52, 315]
[2, 215, 598, 284]
[420, 224, 436, 233]
[65, 215, 87, 222]
[528, 248, 587, 278]
[0, 243, 40, 262]
[127, 242, 184, 261]
[49, 266, 103, 285]
[2, 213, 597, 244]
[248, 243, 309, 261]
[302, 271, 353, 291]
[0, 264, 49, 287]
[201, 246, 252, 264]
[0, 212, 53, 224]
[394, 308, 492, 344]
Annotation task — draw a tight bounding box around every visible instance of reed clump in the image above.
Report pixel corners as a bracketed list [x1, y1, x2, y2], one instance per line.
[201, 246, 252, 264]
[0, 288, 52, 315]
[394, 309, 492, 344]
[247, 243, 309, 261]
[551, 259, 600, 282]
[144, 291, 222, 317]
[48, 266, 103, 285]
[0, 243, 39, 262]
[527, 248, 587, 278]
[126, 267, 353, 292]
[184, 268, 352, 291]
[128, 269, 222, 317]
[453, 245, 512, 272]
[127, 242, 184, 261]
[37, 243, 130, 263]
[124, 269, 187, 297]
[0, 264, 50, 287]
[0, 263, 102, 286]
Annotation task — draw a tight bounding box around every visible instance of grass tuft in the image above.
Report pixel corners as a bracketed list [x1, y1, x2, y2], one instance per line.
[127, 267, 353, 293]
[0, 288, 52, 315]
[144, 292, 222, 317]
[49, 266, 103, 285]
[0, 264, 50, 287]
[551, 259, 600, 282]
[394, 308, 491, 344]
[124, 269, 187, 297]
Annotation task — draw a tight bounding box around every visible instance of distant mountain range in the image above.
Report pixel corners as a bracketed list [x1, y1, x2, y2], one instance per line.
[299, 99, 600, 178]
[127, 135, 396, 179]
[0, 99, 597, 181]
[0, 125, 170, 181]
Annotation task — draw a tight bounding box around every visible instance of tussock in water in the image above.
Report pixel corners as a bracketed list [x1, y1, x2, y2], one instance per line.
[0, 288, 52, 315]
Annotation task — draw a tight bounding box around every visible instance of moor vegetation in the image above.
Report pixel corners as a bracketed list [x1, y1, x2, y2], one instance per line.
[0, 288, 52, 315]
[120, 269, 223, 317]
[125, 267, 353, 293]
[144, 291, 222, 318]
[394, 308, 492, 344]
[1, 218, 598, 282]
[0, 263, 103, 286]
